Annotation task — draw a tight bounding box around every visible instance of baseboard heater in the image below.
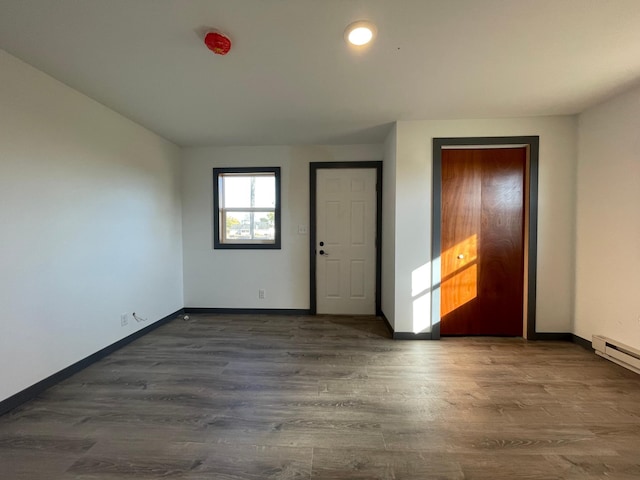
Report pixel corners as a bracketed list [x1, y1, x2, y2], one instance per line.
[592, 335, 640, 374]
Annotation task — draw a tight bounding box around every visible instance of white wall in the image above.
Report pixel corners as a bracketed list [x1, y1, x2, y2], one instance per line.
[389, 117, 577, 334]
[181, 145, 383, 309]
[0, 50, 184, 402]
[381, 126, 397, 328]
[575, 84, 640, 348]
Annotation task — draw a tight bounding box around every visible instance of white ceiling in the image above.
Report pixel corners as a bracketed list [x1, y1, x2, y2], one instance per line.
[1, 0, 639, 146]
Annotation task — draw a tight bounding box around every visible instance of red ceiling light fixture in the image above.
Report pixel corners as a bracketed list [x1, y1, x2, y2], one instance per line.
[204, 31, 231, 55]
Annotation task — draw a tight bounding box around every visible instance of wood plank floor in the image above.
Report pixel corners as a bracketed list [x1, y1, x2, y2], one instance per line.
[1, 314, 640, 479]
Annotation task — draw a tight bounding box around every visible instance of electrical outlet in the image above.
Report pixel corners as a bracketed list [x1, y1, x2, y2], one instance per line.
[120, 313, 128, 327]
[258, 289, 265, 300]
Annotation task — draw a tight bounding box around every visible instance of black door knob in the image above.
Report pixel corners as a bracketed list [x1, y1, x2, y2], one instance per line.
[319, 241, 324, 246]
[319, 250, 325, 255]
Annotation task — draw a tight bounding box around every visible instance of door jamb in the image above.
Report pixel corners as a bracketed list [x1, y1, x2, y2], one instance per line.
[309, 161, 383, 315]
[431, 137, 539, 339]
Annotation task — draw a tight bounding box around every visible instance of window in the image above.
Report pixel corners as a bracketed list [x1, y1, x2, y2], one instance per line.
[213, 167, 281, 249]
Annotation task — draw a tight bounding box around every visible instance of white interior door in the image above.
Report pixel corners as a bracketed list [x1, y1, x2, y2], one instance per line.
[316, 168, 376, 315]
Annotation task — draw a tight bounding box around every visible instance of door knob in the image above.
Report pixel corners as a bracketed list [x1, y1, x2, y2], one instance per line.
[319, 250, 328, 256]
[319, 241, 324, 246]
[457, 254, 464, 259]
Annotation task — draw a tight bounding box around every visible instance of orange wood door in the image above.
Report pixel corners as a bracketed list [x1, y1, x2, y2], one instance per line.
[440, 148, 525, 336]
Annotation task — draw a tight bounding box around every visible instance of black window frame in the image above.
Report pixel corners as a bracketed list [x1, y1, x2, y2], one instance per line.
[213, 166, 281, 250]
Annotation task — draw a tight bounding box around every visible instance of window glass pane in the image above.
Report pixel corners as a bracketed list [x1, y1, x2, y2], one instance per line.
[254, 211, 275, 240]
[223, 176, 251, 208]
[225, 211, 251, 239]
[224, 210, 275, 241]
[253, 176, 276, 207]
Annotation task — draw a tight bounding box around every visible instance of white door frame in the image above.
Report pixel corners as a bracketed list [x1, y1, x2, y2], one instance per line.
[309, 162, 382, 315]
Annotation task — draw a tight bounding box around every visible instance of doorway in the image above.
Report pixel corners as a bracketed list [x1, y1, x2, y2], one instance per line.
[441, 147, 525, 335]
[309, 162, 382, 315]
[432, 137, 539, 339]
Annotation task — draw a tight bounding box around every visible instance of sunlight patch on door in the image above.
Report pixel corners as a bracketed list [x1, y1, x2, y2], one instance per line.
[441, 264, 478, 316]
[440, 234, 479, 317]
[441, 234, 477, 277]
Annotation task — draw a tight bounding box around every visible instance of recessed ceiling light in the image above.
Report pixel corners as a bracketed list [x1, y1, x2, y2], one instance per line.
[344, 20, 377, 46]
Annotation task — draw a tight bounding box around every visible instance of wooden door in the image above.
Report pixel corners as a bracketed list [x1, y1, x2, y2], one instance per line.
[316, 168, 377, 315]
[440, 148, 525, 335]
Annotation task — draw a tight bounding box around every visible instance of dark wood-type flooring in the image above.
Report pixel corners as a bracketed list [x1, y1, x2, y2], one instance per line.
[1, 314, 640, 479]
